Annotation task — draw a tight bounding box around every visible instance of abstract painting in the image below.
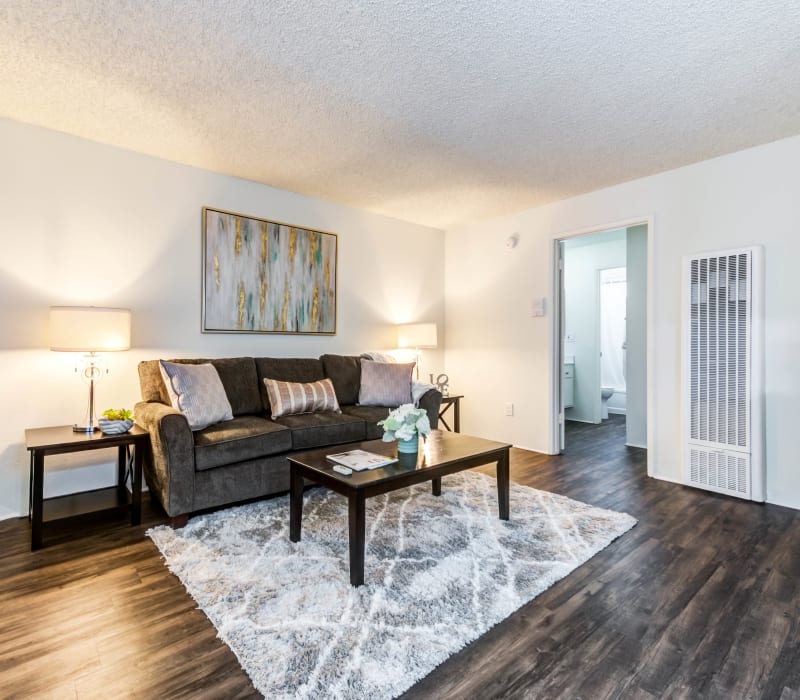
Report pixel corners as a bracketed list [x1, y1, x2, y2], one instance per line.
[202, 207, 337, 334]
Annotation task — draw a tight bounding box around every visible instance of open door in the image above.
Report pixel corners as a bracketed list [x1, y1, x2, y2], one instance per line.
[554, 239, 566, 452]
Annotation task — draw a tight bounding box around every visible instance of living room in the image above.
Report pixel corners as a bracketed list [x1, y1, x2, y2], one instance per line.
[2, 2, 800, 698]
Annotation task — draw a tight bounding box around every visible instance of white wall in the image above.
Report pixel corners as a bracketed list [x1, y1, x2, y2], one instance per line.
[563, 231, 626, 423]
[445, 133, 800, 509]
[0, 118, 445, 519]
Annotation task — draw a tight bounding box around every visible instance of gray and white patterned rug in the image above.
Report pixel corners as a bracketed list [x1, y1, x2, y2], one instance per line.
[148, 471, 636, 699]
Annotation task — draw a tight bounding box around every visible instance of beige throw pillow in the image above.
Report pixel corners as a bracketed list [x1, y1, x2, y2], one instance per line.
[264, 377, 341, 419]
[159, 361, 234, 431]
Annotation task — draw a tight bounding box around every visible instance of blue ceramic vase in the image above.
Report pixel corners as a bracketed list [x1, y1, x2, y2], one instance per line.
[397, 436, 419, 453]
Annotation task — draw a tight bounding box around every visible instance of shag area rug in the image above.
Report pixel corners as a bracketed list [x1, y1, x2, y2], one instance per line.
[148, 471, 636, 699]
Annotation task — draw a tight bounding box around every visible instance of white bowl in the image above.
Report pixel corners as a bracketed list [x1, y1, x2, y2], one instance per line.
[98, 418, 134, 435]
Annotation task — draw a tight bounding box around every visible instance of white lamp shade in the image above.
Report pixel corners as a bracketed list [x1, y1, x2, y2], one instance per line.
[397, 322, 437, 349]
[49, 306, 131, 352]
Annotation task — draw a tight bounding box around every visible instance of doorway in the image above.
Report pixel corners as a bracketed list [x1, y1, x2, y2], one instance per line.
[553, 223, 649, 454]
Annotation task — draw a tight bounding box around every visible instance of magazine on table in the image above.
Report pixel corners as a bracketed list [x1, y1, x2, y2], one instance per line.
[326, 449, 398, 471]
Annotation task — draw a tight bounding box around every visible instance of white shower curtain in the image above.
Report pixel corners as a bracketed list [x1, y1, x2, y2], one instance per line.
[600, 267, 626, 391]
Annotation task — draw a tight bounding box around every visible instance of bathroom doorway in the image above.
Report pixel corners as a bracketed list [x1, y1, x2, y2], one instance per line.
[553, 223, 648, 454]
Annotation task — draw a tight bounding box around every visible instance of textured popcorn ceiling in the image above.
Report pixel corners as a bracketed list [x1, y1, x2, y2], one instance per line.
[2, 1, 800, 229]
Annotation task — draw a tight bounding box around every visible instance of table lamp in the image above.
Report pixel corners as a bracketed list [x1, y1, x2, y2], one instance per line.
[49, 306, 131, 432]
[397, 322, 438, 379]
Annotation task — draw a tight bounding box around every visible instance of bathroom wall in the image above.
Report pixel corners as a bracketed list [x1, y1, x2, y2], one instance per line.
[563, 229, 626, 423]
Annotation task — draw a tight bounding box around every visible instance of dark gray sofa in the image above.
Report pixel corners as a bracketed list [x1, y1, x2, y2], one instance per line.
[134, 355, 442, 525]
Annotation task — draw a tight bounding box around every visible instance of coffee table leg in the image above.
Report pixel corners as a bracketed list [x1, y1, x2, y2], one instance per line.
[497, 448, 510, 520]
[349, 492, 366, 586]
[289, 466, 303, 542]
[432, 477, 442, 496]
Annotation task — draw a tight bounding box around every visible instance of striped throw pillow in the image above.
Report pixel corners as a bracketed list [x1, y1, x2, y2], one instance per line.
[159, 361, 234, 431]
[264, 377, 341, 419]
[358, 360, 414, 407]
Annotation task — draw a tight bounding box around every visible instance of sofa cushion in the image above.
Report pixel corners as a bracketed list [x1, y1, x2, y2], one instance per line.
[274, 412, 366, 450]
[320, 354, 361, 405]
[193, 415, 292, 471]
[341, 405, 391, 440]
[255, 357, 325, 415]
[263, 377, 341, 419]
[358, 359, 414, 407]
[209, 357, 263, 415]
[159, 360, 233, 431]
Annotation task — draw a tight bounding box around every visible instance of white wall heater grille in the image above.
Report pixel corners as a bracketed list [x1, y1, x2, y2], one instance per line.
[682, 247, 764, 501]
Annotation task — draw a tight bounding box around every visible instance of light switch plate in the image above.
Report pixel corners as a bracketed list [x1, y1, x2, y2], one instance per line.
[531, 297, 546, 317]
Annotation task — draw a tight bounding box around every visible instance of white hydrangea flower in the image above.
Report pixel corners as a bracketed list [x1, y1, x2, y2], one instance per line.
[378, 403, 432, 442]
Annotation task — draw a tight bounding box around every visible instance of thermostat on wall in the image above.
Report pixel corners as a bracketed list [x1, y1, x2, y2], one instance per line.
[531, 298, 546, 317]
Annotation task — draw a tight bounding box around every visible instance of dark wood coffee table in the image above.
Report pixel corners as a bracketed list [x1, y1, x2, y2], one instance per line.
[288, 430, 511, 586]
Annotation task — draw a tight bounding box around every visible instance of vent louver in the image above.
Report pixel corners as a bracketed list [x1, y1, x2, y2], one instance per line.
[683, 247, 763, 501]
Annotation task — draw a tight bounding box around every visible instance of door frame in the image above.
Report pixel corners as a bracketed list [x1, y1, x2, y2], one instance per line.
[549, 215, 655, 477]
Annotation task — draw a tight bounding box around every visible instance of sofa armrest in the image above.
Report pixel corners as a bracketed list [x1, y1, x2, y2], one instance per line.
[134, 401, 195, 517]
[418, 389, 443, 430]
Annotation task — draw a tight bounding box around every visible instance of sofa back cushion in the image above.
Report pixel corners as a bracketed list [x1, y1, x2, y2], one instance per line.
[137, 357, 262, 416]
[255, 357, 325, 415]
[209, 357, 263, 415]
[320, 354, 361, 405]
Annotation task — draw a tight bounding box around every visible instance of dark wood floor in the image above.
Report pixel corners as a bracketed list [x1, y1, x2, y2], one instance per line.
[2, 416, 799, 699]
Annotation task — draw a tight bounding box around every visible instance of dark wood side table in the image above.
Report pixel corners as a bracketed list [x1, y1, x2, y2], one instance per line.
[25, 425, 150, 550]
[438, 394, 463, 432]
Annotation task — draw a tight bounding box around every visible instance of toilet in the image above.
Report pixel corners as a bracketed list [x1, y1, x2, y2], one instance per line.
[601, 387, 615, 419]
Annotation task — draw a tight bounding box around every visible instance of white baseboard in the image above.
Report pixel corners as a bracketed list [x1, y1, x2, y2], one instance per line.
[649, 473, 686, 486]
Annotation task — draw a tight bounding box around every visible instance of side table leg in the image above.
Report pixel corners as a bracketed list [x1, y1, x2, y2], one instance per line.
[348, 493, 366, 586]
[117, 445, 127, 499]
[432, 477, 442, 496]
[132, 443, 143, 526]
[454, 399, 461, 433]
[289, 466, 303, 542]
[31, 450, 45, 550]
[497, 448, 510, 521]
[28, 451, 34, 518]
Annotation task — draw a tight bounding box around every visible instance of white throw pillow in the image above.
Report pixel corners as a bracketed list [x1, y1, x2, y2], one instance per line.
[159, 361, 233, 431]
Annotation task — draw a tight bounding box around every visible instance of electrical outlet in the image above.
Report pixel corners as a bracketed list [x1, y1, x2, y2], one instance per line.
[505, 402, 514, 416]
